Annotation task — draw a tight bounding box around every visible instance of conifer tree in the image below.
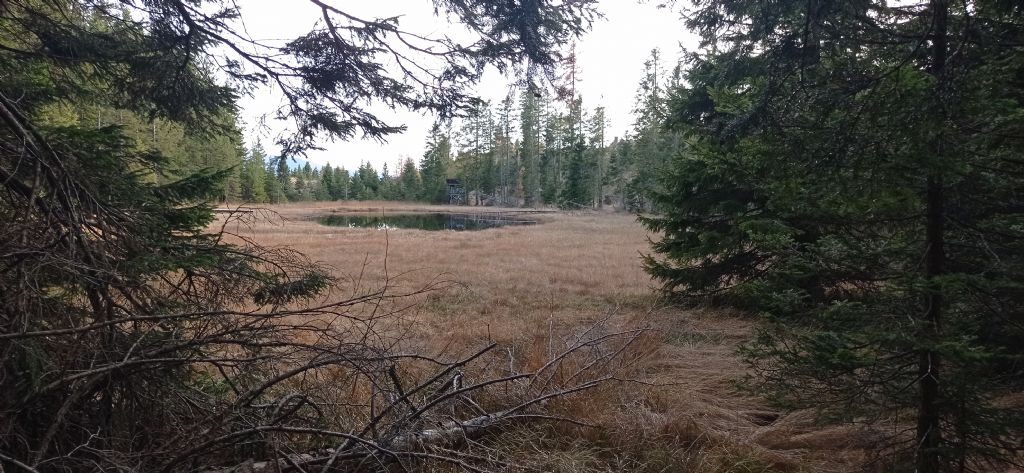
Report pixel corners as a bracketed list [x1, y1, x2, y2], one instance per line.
[644, 1, 1024, 470]
[540, 107, 563, 204]
[378, 162, 398, 200]
[420, 121, 452, 203]
[333, 166, 350, 200]
[349, 169, 366, 200]
[317, 165, 334, 201]
[558, 96, 591, 209]
[456, 102, 496, 204]
[399, 157, 421, 200]
[519, 85, 543, 206]
[587, 105, 609, 206]
[240, 142, 269, 202]
[625, 49, 669, 211]
[354, 162, 379, 200]
[495, 94, 519, 206]
[264, 161, 287, 203]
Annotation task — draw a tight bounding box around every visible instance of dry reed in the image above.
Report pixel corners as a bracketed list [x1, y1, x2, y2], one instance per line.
[218, 202, 877, 472]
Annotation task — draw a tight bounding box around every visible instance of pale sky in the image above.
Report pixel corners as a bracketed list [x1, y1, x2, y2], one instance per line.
[233, 1, 698, 171]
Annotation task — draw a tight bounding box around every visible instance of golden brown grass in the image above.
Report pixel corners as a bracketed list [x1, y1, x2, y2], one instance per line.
[220, 201, 872, 472]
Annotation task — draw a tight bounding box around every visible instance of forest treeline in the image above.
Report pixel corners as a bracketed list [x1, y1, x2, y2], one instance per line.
[212, 50, 680, 209]
[3, 0, 1024, 472]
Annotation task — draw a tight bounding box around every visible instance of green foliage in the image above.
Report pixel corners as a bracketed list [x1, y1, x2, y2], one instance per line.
[240, 142, 269, 202]
[354, 161, 380, 200]
[557, 96, 593, 209]
[520, 86, 543, 205]
[643, 1, 1024, 470]
[419, 121, 452, 202]
[264, 160, 287, 203]
[399, 158, 421, 200]
[332, 166, 350, 199]
[454, 101, 496, 204]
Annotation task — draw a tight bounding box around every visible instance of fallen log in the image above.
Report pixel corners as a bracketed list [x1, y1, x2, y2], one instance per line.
[209, 374, 616, 473]
[212, 411, 510, 473]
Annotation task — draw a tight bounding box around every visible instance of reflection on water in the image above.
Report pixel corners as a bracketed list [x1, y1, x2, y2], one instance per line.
[318, 213, 537, 231]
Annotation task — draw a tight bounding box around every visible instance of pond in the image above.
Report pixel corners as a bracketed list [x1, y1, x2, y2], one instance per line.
[317, 213, 538, 231]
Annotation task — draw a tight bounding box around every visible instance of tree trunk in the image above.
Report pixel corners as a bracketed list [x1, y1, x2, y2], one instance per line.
[918, 176, 945, 473]
[917, 1, 948, 471]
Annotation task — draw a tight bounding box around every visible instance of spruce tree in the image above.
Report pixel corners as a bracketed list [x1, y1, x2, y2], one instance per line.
[644, 1, 1024, 470]
[399, 157, 421, 200]
[540, 109, 563, 204]
[626, 49, 670, 211]
[378, 162, 397, 200]
[419, 121, 452, 203]
[495, 94, 519, 206]
[264, 160, 287, 203]
[587, 105, 609, 206]
[354, 162, 379, 200]
[558, 96, 591, 209]
[520, 85, 543, 206]
[240, 142, 269, 202]
[333, 166, 350, 200]
[456, 101, 496, 204]
[317, 165, 334, 201]
[349, 169, 366, 200]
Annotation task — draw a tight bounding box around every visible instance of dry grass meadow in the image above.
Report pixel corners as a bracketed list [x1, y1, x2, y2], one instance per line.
[220, 201, 875, 472]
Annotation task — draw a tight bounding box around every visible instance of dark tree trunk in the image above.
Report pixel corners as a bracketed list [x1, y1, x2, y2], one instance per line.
[918, 1, 949, 471]
[919, 176, 945, 473]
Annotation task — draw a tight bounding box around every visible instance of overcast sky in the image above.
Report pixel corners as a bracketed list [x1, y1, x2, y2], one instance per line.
[234, 1, 698, 171]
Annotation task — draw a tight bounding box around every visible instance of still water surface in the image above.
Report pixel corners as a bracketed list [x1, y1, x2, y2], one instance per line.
[318, 213, 537, 231]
